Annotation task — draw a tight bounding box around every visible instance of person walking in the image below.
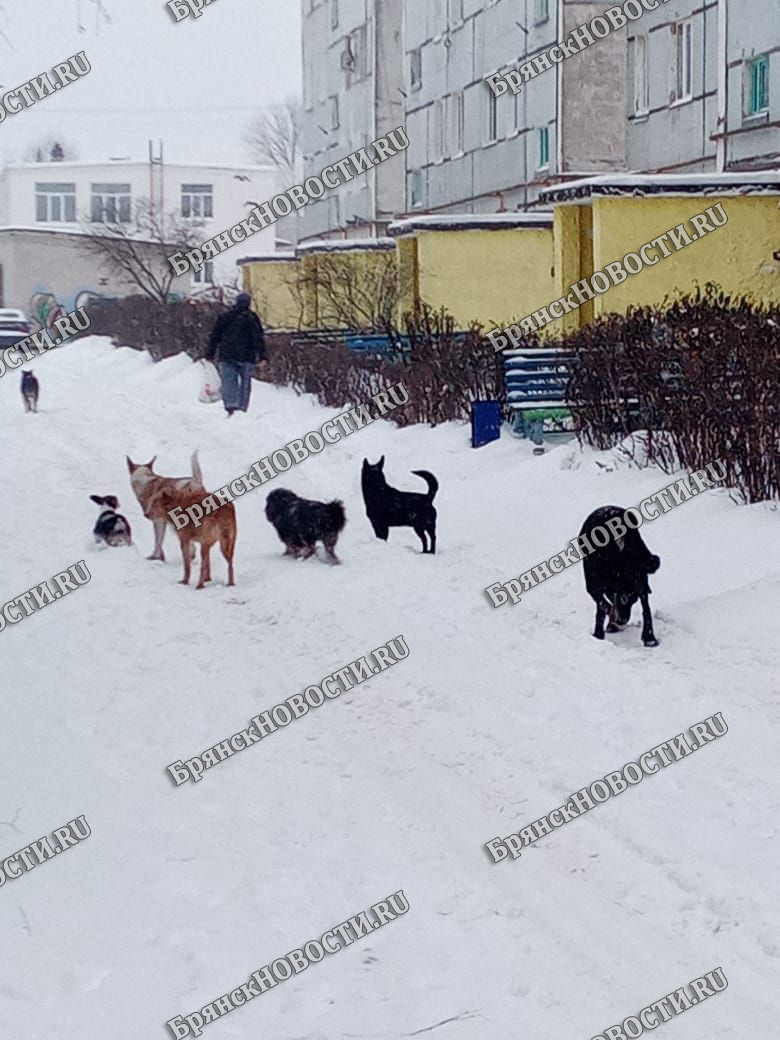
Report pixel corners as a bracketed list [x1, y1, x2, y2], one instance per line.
[206, 292, 266, 416]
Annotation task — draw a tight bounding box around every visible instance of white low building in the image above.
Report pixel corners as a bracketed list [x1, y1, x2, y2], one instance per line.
[0, 159, 278, 308]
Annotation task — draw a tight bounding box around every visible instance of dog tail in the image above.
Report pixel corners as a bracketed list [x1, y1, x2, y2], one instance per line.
[328, 500, 347, 533]
[191, 450, 204, 488]
[412, 470, 438, 502]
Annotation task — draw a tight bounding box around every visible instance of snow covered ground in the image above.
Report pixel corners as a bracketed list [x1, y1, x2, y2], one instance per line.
[2, 337, 778, 1040]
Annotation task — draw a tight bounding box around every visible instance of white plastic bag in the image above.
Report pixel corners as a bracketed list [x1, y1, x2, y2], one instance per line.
[199, 359, 222, 403]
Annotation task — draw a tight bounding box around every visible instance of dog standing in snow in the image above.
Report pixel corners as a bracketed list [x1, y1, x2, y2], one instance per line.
[361, 457, 438, 554]
[126, 451, 204, 562]
[265, 488, 346, 563]
[90, 495, 133, 547]
[21, 371, 39, 412]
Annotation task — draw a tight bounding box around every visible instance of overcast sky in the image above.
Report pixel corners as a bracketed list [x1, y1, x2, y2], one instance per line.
[0, 0, 301, 166]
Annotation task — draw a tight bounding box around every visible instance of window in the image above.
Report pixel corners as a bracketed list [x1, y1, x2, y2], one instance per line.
[330, 95, 340, 130]
[193, 261, 214, 285]
[674, 20, 692, 103]
[35, 182, 76, 222]
[331, 0, 338, 30]
[329, 193, 341, 228]
[90, 183, 131, 223]
[747, 55, 769, 115]
[343, 25, 369, 82]
[409, 169, 424, 208]
[487, 89, 498, 142]
[432, 99, 445, 161]
[410, 48, 422, 91]
[181, 184, 213, 219]
[538, 126, 550, 169]
[448, 91, 464, 155]
[633, 34, 649, 113]
[534, 0, 549, 24]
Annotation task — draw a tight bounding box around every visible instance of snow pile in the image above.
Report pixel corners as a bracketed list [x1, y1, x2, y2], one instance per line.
[1, 337, 778, 1040]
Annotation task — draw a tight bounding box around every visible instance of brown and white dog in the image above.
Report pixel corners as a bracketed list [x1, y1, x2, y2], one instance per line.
[126, 451, 204, 561]
[156, 487, 236, 589]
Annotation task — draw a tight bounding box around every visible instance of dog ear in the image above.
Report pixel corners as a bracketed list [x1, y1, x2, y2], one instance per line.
[105, 495, 119, 509]
[146, 456, 157, 470]
[126, 456, 137, 474]
[379, 455, 385, 469]
[89, 495, 104, 506]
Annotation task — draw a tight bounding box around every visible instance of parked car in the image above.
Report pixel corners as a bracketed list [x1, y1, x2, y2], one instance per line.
[0, 309, 32, 350]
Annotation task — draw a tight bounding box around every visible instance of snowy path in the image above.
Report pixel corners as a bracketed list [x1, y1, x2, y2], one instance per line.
[1, 338, 778, 1039]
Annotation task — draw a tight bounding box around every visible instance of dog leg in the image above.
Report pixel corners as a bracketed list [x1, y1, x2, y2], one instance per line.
[323, 536, 341, 564]
[428, 525, 436, 555]
[179, 540, 191, 585]
[197, 545, 211, 589]
[593, 599, 608, 640]
[607, 603, 621, 633]
[299, 544, 316, 560]
[640, 592, 659, 647]
[148, 518, 166, 562]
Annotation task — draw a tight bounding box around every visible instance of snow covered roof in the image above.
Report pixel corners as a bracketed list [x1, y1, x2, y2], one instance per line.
[388, 212, 554, 235]
[295, 238, 396, 256]
[540, 171, 780, 205]
[237, 254, 297, 265]
[1, 159, 276, 174]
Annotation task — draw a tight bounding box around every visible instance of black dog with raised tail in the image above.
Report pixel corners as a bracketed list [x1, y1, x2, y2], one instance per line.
[361, 457, 438, 554]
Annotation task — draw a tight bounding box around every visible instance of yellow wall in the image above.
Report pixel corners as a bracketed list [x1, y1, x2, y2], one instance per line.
[242, 260, 302, 330]
[588, 195, 780, 317]
[407, 227, 561, 334]
[297, 248, 398, 329]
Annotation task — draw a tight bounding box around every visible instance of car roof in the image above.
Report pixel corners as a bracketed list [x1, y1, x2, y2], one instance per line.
[0, 309, 27, 319]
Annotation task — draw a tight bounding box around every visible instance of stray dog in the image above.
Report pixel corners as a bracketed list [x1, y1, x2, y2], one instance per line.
[580, 505, 661, 647]
[90, 494, 132, 547]
[156, 487, 236, 589]
[21, 371, 39, 412]
[126, 452, 204, 562]
[265, 488, 346, 564]
[361, 456, 438, 554]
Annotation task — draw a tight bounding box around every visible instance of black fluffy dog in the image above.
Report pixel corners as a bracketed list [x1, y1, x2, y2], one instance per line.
[21, 370, 39, 412]
[580, 505, 660, 647]
[361, 457, 438, 554]
[265, 488, 346, 563]
[90, 494, 132, 547]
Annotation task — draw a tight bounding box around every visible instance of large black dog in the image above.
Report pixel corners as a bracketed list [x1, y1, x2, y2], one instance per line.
[580, 505, 660, 647]
[265, 488, 346, 563]
[361, 457, 438, 554]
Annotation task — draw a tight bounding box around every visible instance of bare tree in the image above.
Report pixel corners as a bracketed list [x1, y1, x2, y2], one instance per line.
[81, 199, 204, 305]
[244, 98, 302, 179]
[23, 136, 80, 162]
[289, 251, 400, 332]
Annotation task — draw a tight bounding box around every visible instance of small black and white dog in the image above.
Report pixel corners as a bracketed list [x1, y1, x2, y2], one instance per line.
[265, 488, 346, 563]
[21, 371, 39, 412]
[361, 456, 438, 554]
[90, 495, 133, 547]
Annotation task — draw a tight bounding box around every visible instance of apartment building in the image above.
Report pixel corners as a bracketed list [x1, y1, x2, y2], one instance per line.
[0, 159, 277, 290]
[299, 0, 406, 242]
[627, 0, 778, 172]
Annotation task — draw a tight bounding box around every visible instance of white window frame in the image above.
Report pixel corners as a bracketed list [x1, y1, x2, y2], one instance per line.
[90, 183, 132, 224]
[673, 20, 693, 104]
[486, 89, 498, 143]
[410, 48, 422, 92]
[432, 98, 445, 162]
[410, 168, 424, 209]
[181, 184, 213, 220]
[193, 261, 215, 285]
[448, 91, 464, 156]
[633, 34, 650, 114]
[331, 0, 339, 30]
[330, 94, 340, 130]
[534, 0, 550, 25]
[35, 182, 77, 223]
[537, 126, 550, 170]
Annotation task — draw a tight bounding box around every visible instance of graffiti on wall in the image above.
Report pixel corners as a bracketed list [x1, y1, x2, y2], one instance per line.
[29, 289, 108, 332]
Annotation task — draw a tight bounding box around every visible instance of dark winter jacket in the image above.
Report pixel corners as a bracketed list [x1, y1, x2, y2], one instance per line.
[206, 301, 266, 365]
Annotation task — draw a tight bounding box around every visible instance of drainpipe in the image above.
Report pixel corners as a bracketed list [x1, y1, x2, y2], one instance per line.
[716, 0, 727, 171]
[555, 0, 564, 175]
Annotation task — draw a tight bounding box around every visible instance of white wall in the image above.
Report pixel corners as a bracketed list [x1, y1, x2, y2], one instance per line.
[0, 160, 277, 291]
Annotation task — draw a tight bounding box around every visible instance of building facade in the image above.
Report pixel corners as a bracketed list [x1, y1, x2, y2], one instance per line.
[0, 159, 277, 291]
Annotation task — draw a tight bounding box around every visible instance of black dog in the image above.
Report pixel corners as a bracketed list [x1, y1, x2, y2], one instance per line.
[90, 495, 133, 547]
[361, 457, 438, 554]
[580, 505, 660, 647]
[265, 488, 346, 563]
[21, 371, 39, 412]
